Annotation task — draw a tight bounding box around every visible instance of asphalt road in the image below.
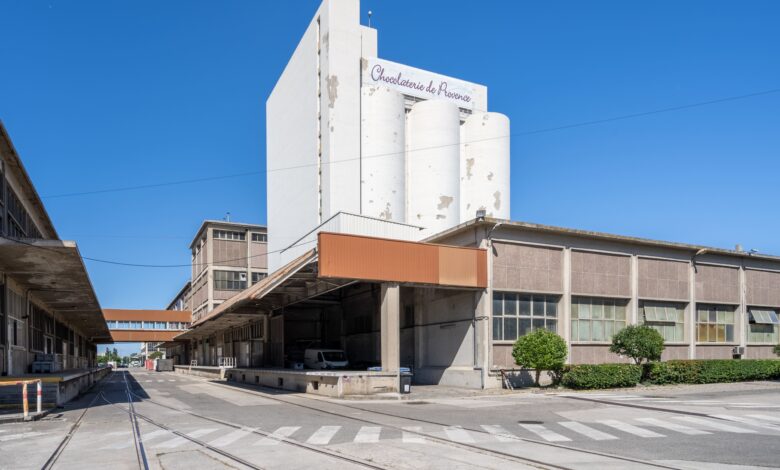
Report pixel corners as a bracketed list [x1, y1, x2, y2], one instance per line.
[1, 369, 778, 469]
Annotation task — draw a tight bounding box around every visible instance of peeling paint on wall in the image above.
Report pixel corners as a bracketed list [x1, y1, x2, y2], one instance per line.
[465, 158, 475, 180]
[487, 171, 494, 181]
[437, 195, 454, 210]
[327, 75, 339, 108]
[493, 191, 501, 210]
[379, 203, 392, 220]
[436, 214, 446, 220]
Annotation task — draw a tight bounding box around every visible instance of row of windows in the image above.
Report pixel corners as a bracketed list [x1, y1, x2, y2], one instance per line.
[492, 292, 779, 344]
[212, 230, 267, 242]
[107, 321, 191, 330]
[213, 271, 267, 290]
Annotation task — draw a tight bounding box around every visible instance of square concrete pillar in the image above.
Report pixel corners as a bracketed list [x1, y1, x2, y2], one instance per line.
[380, 283, 400, 373]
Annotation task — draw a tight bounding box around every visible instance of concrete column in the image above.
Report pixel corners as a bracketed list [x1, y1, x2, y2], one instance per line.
[562, 247, 572, 363]
[630, 254, 639, 325]
[380, 283, 400, 373]
[413, 289, 424, 371]
[206, 227, 214, 313]
[739, 262, 747, 355]
[688, 262, 697, 359]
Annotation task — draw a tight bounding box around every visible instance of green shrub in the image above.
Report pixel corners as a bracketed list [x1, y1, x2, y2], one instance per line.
[512, 330, 568, 386]
[610, 325, 665, 365]
[774, 345, 780, 357]
[561, 364, 642, 389]
[646, 359, 780, 385]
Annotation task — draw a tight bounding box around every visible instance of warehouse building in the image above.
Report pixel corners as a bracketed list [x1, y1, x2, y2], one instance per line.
[168, 0, 780, 394]
[0, 121, 110, 378]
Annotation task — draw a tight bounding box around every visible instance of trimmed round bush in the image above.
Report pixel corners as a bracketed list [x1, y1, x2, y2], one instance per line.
[561, 364, 642, 389]
[774, 344, 780, 357]
[610, 325, 665, 365]
[512, 330, 568, 386]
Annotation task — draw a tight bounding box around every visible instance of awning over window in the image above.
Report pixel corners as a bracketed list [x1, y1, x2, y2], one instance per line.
[748, 309, 779, 325]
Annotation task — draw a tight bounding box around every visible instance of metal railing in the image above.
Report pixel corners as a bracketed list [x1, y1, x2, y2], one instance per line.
[0, 379, 42, 420]
[218, 357, 236, 369]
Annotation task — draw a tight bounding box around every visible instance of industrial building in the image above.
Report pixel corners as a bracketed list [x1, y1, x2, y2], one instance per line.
[162, 0, 780, 395]
[266, 0, 510, 272]
[0, 121, 110, 382]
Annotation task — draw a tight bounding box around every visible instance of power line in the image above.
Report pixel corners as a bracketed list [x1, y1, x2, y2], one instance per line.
[36, 87, 780, 201]
[0, 235, 316, 269]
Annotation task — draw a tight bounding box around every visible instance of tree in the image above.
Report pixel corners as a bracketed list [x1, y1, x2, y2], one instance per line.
[512, 330, 568, 386]
[610, 325, 665, 365]
[148, 351, 164, 360]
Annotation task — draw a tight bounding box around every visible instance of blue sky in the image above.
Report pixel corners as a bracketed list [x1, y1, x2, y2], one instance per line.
[1, 1, 778, 355]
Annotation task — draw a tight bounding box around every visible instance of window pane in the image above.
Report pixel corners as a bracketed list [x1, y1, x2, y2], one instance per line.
[717, 310, 725, 323]
[604, 303, 615, 320]
[546, 298, 558, 317]
[592, 302, 604, 319]
[571, 302, 579, 319]
[532, 318, 545, 331]
[697, 324, 707, 342]
[675, 324, 684, 342]
[571, 320, 579, 341]
[493, 294, 503, 316]
[716, 325, 725, 342]
[579, 303, 591, 319]
[724, 311, 734, 324]
[593, 320, 604, 341]
[710, 310, 717, 323]
[546, 320, 557, 333]
[504, 317, 518, 340]
[579, 320, 591, 341]
[505, 293, 518, 316]
[492, 317, 503, 340]
[615, 304, 626, 320]
[725, 325, 734, 342]
[519, 318, 532, 337]
[519, 295, 531, 316]
[698, 309, 708, 322]
[532, 296, 544, 317]
[605, 320, 614, 340]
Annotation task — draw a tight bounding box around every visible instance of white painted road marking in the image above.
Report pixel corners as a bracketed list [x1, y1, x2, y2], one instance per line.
[104, 429, 170, 449]
[0, 431, 47, 442]
[306, 426, 340, 445]
[518, 424, 571, 442]
[558, 421, 618, 440]
[481, 425, 517, 442]
[209, 427, 258, 447]
[674, 416, 757, 434]
[353, 426, 381, 443]
[710, 414, 780, 431]
[443, 426, 475, 443]
[636, 417, 711, 435]
[747, 414, 780, 424]
[598, 420, 665, 438]
[254, 426, 300, 446]
[155, 428, 218, 449]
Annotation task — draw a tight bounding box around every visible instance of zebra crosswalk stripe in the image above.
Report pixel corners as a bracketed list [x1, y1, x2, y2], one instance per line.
[598, 420, 665, 438]
[353, 426, 381, 443]
[254, 426, 300, 446]
[480, 425, 516, 442]
[710, 414, 780, 431]
[401, 426, 426, 444]
[636, 417, 711, 435]
[155, 428, 218, 449]
[673, 416, 757, 434]
[518, 423, 571, 442]
[443, 426, 475, 443]
[306, 426, 341, 445]
[209, 427, 258, 447]
[558, 421, 618, 440]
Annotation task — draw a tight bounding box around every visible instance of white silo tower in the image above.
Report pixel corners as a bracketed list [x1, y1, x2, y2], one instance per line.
[406, 99, 461, 233]
[361, 86, 406, 222]
[460, 112, 510, 221]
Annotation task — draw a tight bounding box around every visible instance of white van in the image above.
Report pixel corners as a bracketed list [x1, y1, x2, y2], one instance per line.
[303, 349, 348, 370]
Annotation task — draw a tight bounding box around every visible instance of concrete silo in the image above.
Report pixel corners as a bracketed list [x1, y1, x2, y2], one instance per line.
[360, 86, 406, 222]
[406, 99, 461, 233]
[460, 112, 510, 221]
